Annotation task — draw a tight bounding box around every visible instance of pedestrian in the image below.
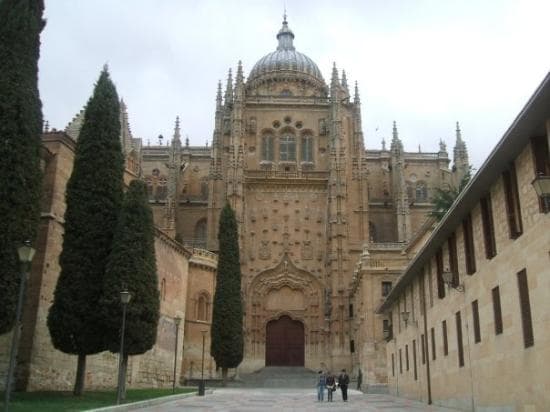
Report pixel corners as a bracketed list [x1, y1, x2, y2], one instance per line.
[338, 369, 350, 402]
[357, 368, 363, 391]
[326, 371, 336, 402]
[316, 370, 326, 402]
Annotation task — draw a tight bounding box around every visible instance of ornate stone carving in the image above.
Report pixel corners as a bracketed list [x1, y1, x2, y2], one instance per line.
[259, 240, 271, 260]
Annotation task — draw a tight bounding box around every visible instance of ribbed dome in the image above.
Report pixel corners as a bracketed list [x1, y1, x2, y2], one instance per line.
[247, 17, 324, 84]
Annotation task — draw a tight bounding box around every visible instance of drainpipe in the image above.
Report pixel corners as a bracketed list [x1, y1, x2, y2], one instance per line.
[420, 275, 432, 404]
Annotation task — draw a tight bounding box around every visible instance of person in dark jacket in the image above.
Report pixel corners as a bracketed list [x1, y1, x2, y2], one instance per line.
[338, 369, 350, 401]
[325, 371, 336, 402]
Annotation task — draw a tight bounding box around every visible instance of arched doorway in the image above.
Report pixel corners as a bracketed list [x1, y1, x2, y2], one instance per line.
[265, 316, 304, 366]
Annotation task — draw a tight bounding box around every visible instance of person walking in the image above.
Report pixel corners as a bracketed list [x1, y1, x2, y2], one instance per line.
[326, 371, 336, 402]
[316, 370, 326, 402]
[338, 369, 350, 402]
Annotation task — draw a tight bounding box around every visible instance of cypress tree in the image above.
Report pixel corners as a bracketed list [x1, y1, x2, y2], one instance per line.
[99, 179, 160, 398]
[211, 203, 244, 385]
[47, 67, 124, 395]
[0, 0, 45, 333]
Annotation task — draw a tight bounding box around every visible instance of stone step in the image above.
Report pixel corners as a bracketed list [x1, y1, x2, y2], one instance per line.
[232, 366, 320, 388]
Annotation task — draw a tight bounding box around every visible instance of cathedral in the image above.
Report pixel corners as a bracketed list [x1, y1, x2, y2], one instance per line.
[134, 16, 469, 379]
[0, 16, 470, 392]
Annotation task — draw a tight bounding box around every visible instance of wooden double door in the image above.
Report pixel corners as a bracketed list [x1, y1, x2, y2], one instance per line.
[265, 316, 304, 366]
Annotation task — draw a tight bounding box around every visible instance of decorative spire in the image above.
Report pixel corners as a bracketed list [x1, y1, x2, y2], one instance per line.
[236, 60, 244, 85]
[455, 121, 463, 143]
[382, 138, 386, 151]
[44, 120, 49, 133]
[224, 68, 233, 105]
[453, 121, 469, 167]
[331, 62, 339, 88]
[185, 135, 189, 147]
[173, 116, 181, 143]
[216, 80, 222, 109]
[439, 139, 447, 153]
[353, 81, 360, 104]
[341, 70, 349, 92]
[276, 12, 295, 51]
[391, 121, 403, 152]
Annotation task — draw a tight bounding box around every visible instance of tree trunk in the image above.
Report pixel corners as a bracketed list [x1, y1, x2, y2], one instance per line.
[73, 354, 86, 396]
[222, 367, 228, 387]
[121, 354, 129, 400]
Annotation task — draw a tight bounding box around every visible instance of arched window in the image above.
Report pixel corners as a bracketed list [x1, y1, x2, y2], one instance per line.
[196, 293, 210, 321]
[280, 134, 296, 161]
[194, 219, 207, 248]
[262, 135, 274, 161]
[416, 182, 428, 202]
[301, 135, 313, 162]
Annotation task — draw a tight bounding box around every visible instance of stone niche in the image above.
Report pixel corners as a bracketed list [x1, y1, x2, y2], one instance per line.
[266, 286, 305, 311]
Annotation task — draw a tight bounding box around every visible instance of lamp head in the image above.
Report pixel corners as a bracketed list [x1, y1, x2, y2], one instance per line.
[17, 241, 36, 263]
[120, 290, 132, 304]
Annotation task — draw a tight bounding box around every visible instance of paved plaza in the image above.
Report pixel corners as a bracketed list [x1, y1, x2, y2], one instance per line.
[137, 388, 459, 412]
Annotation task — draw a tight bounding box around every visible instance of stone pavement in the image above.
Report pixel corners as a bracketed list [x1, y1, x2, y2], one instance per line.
[136, 388, 460, 412]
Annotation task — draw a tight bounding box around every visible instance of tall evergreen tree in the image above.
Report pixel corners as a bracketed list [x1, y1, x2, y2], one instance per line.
[99, 179, 160, 399]
[47, 67, 124, 395]
[211, 203, 244, 385]
[0, 0, 45, 334]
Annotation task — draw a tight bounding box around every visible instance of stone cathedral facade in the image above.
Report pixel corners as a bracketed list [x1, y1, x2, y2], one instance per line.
[137, 17, 469, 382]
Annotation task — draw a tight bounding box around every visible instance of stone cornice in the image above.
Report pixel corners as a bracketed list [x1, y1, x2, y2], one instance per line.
[189, 248, 218, 270]
[154, 227, 192, 258]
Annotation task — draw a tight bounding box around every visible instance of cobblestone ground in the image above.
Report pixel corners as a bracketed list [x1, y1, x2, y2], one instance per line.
[137, 388, 459, 412]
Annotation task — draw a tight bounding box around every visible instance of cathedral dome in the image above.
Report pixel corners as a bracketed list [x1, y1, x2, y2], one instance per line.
[247, 17, 325, 86]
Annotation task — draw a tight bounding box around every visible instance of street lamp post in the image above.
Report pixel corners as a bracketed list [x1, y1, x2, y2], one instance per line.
[172, 316, 181, 393]
[116, 290, 132, 405]
[3, 241, 35, 412]
[199, 330, 207, 396]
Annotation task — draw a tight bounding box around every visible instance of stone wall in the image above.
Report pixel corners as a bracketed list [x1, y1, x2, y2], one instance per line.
[0, 132, 193, 391]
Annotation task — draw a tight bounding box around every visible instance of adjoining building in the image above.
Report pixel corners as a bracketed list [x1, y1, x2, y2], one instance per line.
[377, 73, 550, 410]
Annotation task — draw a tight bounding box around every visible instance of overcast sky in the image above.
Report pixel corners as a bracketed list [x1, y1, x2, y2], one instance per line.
[39, 0, 550, 168]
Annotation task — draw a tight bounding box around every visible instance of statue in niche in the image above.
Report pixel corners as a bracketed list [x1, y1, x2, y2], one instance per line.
[319, 118, 327, 136]
[248, 117, 257, 134]
[259, 240, 270, 260]
[301, 240, 313, 260]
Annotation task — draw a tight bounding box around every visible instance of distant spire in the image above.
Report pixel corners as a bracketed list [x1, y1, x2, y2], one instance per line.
[277, 11, 295, 51]
[216, 80, 222, 108]
[185, 135, 189, 147]
[453, 121, 469, 167]
[224, 68, 233, 105]
[353, 81, 360, 104]
[341, 70, 349, 92]
[44, 120, 49, 133]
